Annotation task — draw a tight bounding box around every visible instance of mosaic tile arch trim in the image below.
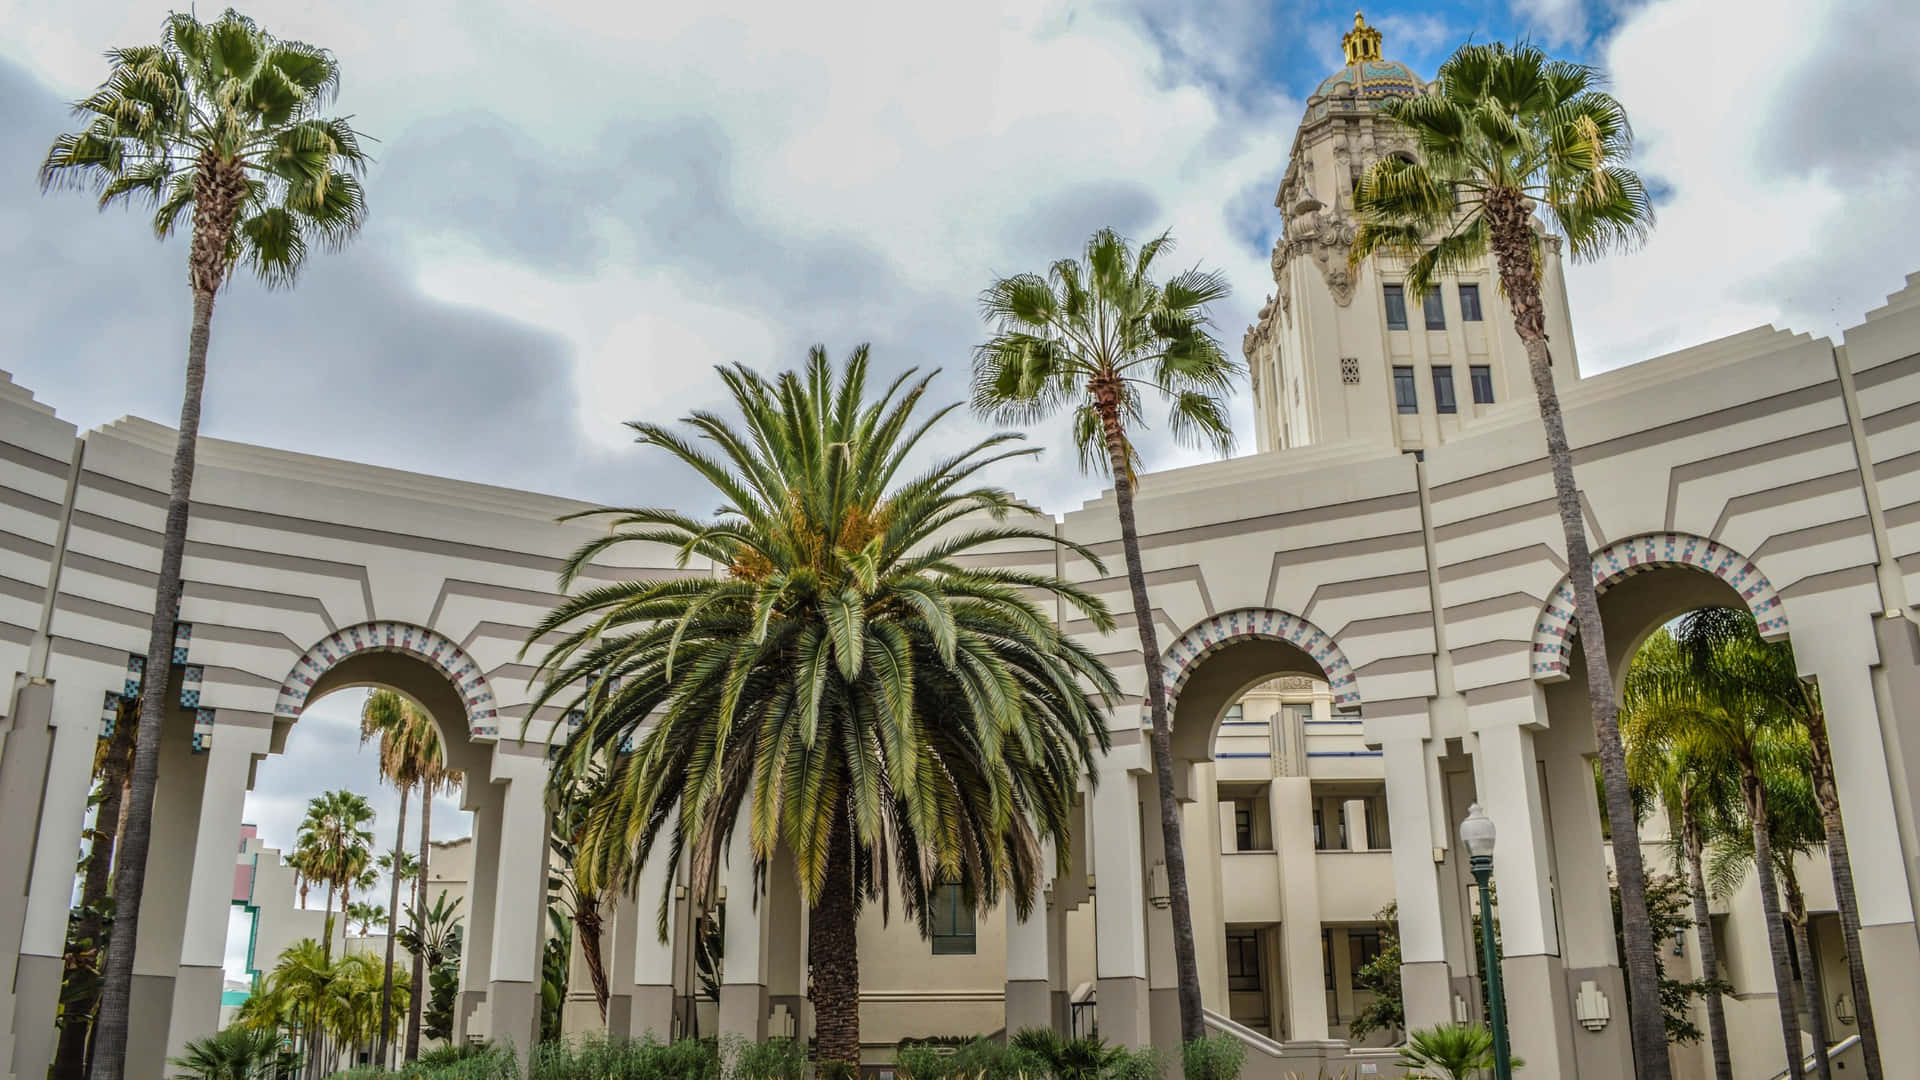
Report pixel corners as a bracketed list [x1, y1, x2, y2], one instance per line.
[274, 620, 502, 738]
[1161, 608, 1360, 711]
[1530, 532, 1790, 682]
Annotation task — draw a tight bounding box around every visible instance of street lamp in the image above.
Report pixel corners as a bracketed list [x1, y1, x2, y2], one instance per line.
[1460, 802, 1514, 1080]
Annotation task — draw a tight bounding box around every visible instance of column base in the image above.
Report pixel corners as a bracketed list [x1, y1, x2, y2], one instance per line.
[1052, 989, 1070, 1036]
[718, 983, 769, 1043]
[487, 979, 538, 1067]
[1859, 921, 1920, 1067]
[1501, 953, 1573, 1080]
[1148, 986, 1180, 1068]
[163, 965, 225, 1064]
[9, 952, 61, 1080]
[1096, 976, 1149, 1050]
[127, 972, 177, 1080]
[1400, 960, 1453, 1033]
[1562, 964, 1630, 1080]
[607, 985, 676, 1043]
[1004, 979, 1052, 1038]
[769, 993, 806, 1040]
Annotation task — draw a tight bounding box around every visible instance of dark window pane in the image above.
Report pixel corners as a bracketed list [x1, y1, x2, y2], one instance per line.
[1228, 932, 1263, 991]
[1432, 366, 1457, 414]
[1470, 365, 1495, 404]
[1423, 290, 1446, 330]
[1459, 284, 1483, 322]
[1235, 807, 1254, 852]
[1312, 807, 1325, 849]
[1350, 930, 1384, 977]
[1393, 366, 1418, 413]
[1383, 285, 1408, 331]
[931, 883, 976, 954]
[1322, 930, 1335, 990]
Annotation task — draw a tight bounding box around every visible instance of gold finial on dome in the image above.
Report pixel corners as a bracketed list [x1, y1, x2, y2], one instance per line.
[1342, 11, 1383, 65]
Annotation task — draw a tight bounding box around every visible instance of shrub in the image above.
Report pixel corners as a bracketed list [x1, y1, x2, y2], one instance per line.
[1103, 1046, 1161, 1080]
[730, 1036, 805, 1080]
[894, 1043, 954, 1080]
[1007, 1029, 1120, 1080]
[1180, 1035, 1245, 1080]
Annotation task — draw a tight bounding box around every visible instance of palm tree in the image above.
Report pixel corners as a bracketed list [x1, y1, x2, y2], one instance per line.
[1348, 40, 1658, 1075]
[360, 689, 443, 1062]
[972, 228, 1237, 1046]
[1624, 630, 1740, 1080]
[1629, 631, 1809, 1079]
[237, 939, 405, 1078]
[1397, 1023, 1520, 1080]
[40, 15, 369, 1075]
[295, 791, 375, 963]
[1675, 608, 1883, 1078]
[549, 764, 618, 1020]
[525, 347, 1120, 1070]
[405, 758, 459, 1062]
[52, 696, 140, 1080]
[346, 902, 385, 937]
[166, 1025, 281, 1080]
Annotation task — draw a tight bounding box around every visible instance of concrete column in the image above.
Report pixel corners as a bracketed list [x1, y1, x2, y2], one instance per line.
[764, 845, 806, 1041]
[1006, 836, 1056, 1036]
[1542, 737, 1631, 1080]
[1471, 722, 1574, 1078]
[1269, 776, 1328, 1042]
[1138, 774, 1180, 1061]
[127, 694, 209, 1080]
[455, 780, 502, 1043]
[1090, 755, 1149, 1049]
[1046, 893, 1070, 1033]
[484, 749, 550, 1062]
[717, 802, 770, 1045]
[1796, 631, 1920, 1069]
[164, 719, 273, 1064]
[3, 679, 65, 1080]
[608, 848, 678, 1042]
[1186, 762, 1229, 1009]
[1342, 799, 1368, 852]
[1381, 737, 1450, 1032]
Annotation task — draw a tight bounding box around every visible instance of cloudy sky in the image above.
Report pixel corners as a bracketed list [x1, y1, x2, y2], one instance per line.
[3, 0, 1915, 976]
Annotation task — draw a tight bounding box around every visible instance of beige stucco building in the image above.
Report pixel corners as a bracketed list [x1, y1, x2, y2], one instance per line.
[5, 15, 1920, 1080]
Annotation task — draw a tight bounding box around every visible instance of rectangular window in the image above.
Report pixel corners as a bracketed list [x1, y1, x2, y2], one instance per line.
[1393, 366, 1418, 413]
[1223, 703, 1245, 724]
[1312, 807, 1325, 850]
[1234, 806, 1255, 852]
[1349, 929, 1385, 980]
[1227, 932, 1263, 991]
[1383, 285, 1408, 331]
[1432, 366, 1457, 414]
[1470, 364, 1495, 404]
[1423, 289, 1446, 330]
[1364, 798, 1386, 850]
[1322, 930, 1335, 990]
[1459, 283, 1484, 322]
[930, 883, 976, 955]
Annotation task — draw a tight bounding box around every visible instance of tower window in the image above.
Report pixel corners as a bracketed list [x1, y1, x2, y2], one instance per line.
[930, 883, 975, 954]
[1423, 290, 1446, 330]
[1392, 366, 1418, 413]
[1227, 932, 1263, 991]
[1432, 366, 1457, 414]
[1459, 284, 1484, 322]
[1470, 365, 1495, 404]
[1383, 285, 1408, 331]
[1235, 806, 1255, 852]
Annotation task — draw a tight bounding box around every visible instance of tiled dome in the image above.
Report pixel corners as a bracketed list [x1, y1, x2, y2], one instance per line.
[1313, 58, 1423, 103]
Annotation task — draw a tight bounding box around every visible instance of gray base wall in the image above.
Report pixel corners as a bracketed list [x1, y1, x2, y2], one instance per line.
[1004, 980, 1051, 1037]
[164, 965, 225, 1064]
[717, 983, 768, 1043]
[1563, 964, 1631, 1080]
[487, 980, 537, 1072]
[1, 682, 56, 1080]
[9, 952, 61, 1080]
[127, 972, 176, 1080]
[606, 985, 676, 1042]
[1401, 960, 1452, 1032]
[1502, 953, 1573, 1080]
[1095, 977, 1149, 1050]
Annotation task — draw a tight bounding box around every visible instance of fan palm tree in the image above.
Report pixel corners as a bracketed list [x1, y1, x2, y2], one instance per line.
[295, 791, 375, 963]
[345, 902, 385, 937]
[525, 347, 1120, 1070]
[1629, 633, 1809, 1079]
[360, 689, 443, 1062]
[166, 1025, 282, 1080]
[405, 757, 460, 1062]
[972, 228, 1236, 1045]
[1624, 630, 1741, 1080]
[39, 14, 368, 1073]
[1348, 40, 1658, 1075]
[1675, 607, 1883, 1078]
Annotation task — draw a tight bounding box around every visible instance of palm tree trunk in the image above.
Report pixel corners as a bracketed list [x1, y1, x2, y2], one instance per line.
[52, 706, 137, 1080]
[1783, 868, 1832, 1080]
[577, 896, 611, 1021]
[1092, 384, 1205, 1047]
[1683, 804, 1735, 1080]
[809, 807, 860, 1068]
[87, 283, 220, 1080]
[1484, 188, 1667, 1079]
[1744, 768, 1805, 1080]
[1802, 699, 1881, 1079]
[323, 881, 338, 964]
[377, 785, 409, 1065]
[407, 794, 431, 1061]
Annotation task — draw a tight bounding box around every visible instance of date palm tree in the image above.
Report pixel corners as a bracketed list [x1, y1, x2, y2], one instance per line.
[1675, 607, 1882, 1078]
[1348, 40, 1658, 1075]
[360, 689, 443, 1062]
[39, 13, 368, 1076]
[296, 791, 375, 963]
[549, 763, 618, 1021]
[972, 228, 1237, 1046]
[1625, 630, 1742, 1080]
[525, 347, 1120, 1070]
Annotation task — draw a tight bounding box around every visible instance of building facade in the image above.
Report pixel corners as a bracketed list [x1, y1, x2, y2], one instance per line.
[6, 17, 1920, 1080]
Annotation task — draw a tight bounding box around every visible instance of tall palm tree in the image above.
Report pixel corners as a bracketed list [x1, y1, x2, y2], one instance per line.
[405, 757, 459, 1062]
[346, 902, 385, 937]
[295, 790, 375, 963]
[51, 697, 139, 1080]
[40, 14, 368, 1076]
[1624, 630, 1741, 1080]
[1675, 608, 1882, 1078]
[972, 228, 1237, 1046]
[525, 347, 1120, 1070]
[1630, 632, 1809, 1079]
[360, 689, 443, 1062]
[549, 763, 619, 1020]
[1348, 40, 1658, 1075]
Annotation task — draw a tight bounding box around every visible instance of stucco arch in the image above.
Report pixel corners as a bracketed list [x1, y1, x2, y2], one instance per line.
[1162, 607, 1359, 710]
[273, 620, 502, 738]
[1530, 531, 1789, 682]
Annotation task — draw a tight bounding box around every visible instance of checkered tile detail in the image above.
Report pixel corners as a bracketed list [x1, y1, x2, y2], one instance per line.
[172, 621, 193, 666]
[100, 690, 123, 739]
[1161, 608, 1360, 712]
[124, 654, 145, 700]
[1530, 532, 1789, 681]
[191, 708, 215, 752]
[274, 621, 501, 738]
[180, 665, 204, 709]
